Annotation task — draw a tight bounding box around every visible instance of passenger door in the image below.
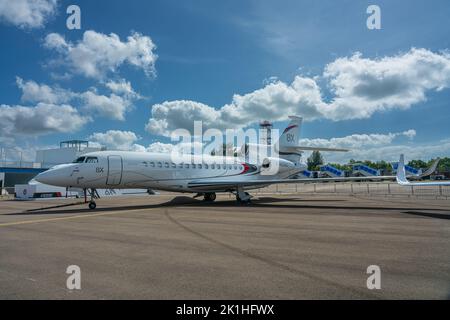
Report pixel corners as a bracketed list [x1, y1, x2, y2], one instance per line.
[106, 155, 123, 185]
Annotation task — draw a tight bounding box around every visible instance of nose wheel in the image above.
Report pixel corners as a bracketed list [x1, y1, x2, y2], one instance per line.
[88, 201, 97, 210]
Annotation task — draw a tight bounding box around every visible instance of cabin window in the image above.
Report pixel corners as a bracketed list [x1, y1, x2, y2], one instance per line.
[198, 164, 202, 169]
[204, 164, 208, 169]
[192, 164, 196, 169]
[171, 163, 176, 168]
[233, 165, 237, 170]
[178, 163, 183, 168]
[185, 164, 189, 169]
[164, 162, 169, 168]
[239, 166, 243, 170]
[73, 157, 85, 163]
[211, 164, 215, 169]
[228, 165, 232, 170]
[157, 162, 162, 168]
[217, 164, 221, 169]
[85, 157, 98, 163]
[150, 162, 155, 167]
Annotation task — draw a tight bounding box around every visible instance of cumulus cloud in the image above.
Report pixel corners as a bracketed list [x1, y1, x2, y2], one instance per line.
[299, 130, 416, 149]
[296, 130, 445, 163]
[88, 130, 140, 150]
[146, 48, 450, 136]
[16, 77, 140, 121]
[44, 30, 158, 79]
[0, 0, 57, 29]
[16, 77, 73, 104]
[322, 48, 450, 120]
[0, 103, 88, 138]
[105, 79, 140, 98]
[80, 91, 133, 121]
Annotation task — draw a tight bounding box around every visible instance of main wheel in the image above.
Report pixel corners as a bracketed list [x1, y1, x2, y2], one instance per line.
[204, 193, 216, 202]
[88, 201, 97, 210]
[236, 192, 251, 205]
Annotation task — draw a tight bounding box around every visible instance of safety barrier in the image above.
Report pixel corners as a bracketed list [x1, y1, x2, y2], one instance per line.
[254, 182, 450, 199]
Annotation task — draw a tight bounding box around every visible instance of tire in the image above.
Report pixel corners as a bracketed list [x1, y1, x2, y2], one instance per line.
[88, 201, 97, 210]
[204, 193, 216, 202]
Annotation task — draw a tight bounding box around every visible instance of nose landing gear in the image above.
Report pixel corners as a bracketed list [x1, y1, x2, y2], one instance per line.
[84, 188, 99, 210]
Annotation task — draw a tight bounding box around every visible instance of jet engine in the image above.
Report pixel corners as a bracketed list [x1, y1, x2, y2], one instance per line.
[260, 157, 296, 175]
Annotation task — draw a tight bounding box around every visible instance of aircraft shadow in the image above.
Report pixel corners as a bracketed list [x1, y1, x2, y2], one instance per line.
[6, 196, 450, 218]
[401, 211, 450, 220]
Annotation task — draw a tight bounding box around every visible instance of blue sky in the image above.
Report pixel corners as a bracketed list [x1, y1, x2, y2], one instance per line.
[1, 0, 450, 162]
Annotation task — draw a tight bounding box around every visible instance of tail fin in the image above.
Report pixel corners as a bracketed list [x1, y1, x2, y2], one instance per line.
[275, 116, 302, 162]
[278, 116, 302, 149]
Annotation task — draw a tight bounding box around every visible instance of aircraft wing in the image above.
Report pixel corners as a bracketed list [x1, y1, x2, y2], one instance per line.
[396, 154, 450, 186]
[188, 175, 395, 190]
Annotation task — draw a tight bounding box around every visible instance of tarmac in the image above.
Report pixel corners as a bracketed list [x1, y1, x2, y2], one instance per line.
[0, 193, 449, 299]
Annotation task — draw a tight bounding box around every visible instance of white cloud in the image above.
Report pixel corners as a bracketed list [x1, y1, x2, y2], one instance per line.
[299, 130, 416, 149]
[0, 103, 89, 137]
[16, 77, 140, 121]
[88, 130, 140, 150]
[323, 48, 450, 120]
[295, 129, 450, 164]
[146, 48, 450, 136]
[81, 91, 133, 121]
[105, 79, 140, 98]
[16, 77, 73, 104]
[0, 0, 57, 29]
[44, 30, 158, 79]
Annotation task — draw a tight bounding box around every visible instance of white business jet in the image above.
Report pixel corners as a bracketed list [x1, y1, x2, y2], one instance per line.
[35, 116, 396, 209]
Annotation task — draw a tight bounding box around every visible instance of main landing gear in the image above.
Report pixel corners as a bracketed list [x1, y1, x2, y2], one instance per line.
[236, 187, 252, 205]
[204, 192, 217, 202]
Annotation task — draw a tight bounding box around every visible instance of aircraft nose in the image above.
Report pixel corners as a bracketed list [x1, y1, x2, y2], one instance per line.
[35, 170, 58, 185]
[35, 165, 72, 186]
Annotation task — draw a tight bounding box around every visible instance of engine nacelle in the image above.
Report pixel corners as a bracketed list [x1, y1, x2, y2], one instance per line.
[261, 157, 296, 175]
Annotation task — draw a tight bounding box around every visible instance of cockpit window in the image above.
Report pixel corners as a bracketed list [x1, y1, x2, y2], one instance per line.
[85, 157, 98, 163]
[73, 157, 85, 163]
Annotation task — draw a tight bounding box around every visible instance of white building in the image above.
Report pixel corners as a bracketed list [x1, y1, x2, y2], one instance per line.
[35, 140, 103, 168]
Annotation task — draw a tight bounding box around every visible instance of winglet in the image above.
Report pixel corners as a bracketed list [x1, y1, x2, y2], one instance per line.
[420, 157, 440, 178]
[396, 154, 410, 185]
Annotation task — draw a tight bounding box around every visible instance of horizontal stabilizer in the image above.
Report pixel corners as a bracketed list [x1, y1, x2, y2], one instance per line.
[283, 146, 349, 153]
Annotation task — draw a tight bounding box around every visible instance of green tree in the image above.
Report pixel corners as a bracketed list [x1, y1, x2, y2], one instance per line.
[407, 159, 428, 169]
[307, 151, 324, 171]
